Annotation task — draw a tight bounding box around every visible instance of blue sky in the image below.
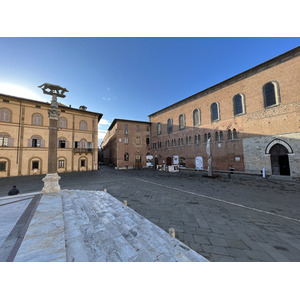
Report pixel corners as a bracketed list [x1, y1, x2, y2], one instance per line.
[0, 37, 299, 145]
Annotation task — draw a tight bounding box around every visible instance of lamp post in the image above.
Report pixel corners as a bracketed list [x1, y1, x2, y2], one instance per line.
[38, 83, 69, 193]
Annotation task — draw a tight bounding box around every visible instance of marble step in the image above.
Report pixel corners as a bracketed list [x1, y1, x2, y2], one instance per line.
[62, 190, 208, 262]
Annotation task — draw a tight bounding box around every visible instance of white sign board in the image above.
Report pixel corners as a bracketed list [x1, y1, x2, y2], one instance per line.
[173, 155, 179, 165]
[195, 156, 203, 170]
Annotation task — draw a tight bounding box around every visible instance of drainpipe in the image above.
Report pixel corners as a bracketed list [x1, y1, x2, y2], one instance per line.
[16, 100, 22, 164]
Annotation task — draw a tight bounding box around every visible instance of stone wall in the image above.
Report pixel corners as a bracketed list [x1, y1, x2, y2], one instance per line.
[243, 133, 300, 178]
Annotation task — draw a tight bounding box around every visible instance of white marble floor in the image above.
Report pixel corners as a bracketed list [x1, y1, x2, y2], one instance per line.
[1, 190, 208, 262]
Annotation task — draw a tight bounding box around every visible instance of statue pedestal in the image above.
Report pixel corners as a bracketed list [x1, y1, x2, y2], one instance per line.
[42, 173, 61, 194]
[207, 157, 213, 177]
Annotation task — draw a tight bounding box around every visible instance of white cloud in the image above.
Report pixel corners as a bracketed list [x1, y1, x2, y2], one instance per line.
[98, 129, 107, 139]
[102, 97, 111, 102]
[99, 118, 111, 126]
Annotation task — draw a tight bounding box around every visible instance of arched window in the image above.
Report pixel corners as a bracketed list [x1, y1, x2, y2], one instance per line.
[59, 117, 67, 128]
[124, 152, 129, 161]
[233, 94, 245, 116]
[80, 138, 87, 148]
[193, 109, 200, 126]
[167, 118, 173, 133]
[210, 102, 220, 122]
[30, 135, 44, 148]
[228, 129, 232, 140]
[0, 108, 11, 122]
[179, 114, 185, 130]
[80, 120, 87, 130]
[204, 133, 207, 142]
[215, 131, 219, 141]
[263, 81, 280, 107]
[32, 113, 43, 126]
[58, 137, 69, 148]
[157, 122, 161, 135]
[220, 131, 223, 141]
[233, 129, 237, 139]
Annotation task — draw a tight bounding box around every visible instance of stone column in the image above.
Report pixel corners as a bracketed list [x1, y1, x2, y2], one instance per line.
[42, 95, 61, 194]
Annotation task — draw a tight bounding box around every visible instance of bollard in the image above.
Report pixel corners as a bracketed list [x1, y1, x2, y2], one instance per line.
[123, 200, 127, 206]
[169, 228, 175, 238]
[104, 188, 107, 193]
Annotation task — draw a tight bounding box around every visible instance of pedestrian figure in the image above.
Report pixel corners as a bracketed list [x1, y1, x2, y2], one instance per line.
[8, 185, 20, 196]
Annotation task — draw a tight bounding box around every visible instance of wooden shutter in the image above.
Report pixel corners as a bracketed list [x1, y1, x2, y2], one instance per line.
[41, 139, 45, 147]
[8, 137, 14, 147]
[28, 139, 32, 147]
[66, 141, 69, 148]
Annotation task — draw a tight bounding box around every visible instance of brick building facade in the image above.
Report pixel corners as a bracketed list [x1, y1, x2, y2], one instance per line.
[149, 47, 300, 178]
[0, 94, 102, 177]
[101, 119, 151, 169]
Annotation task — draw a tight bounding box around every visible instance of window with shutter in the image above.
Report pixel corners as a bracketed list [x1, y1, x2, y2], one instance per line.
[0, 108, 11, 122]
[32, 113, 43, 126]
[59, 117, 67, 128]
[80, 120, 87, 130]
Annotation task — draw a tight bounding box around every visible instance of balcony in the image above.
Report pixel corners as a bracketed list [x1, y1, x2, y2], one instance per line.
[73, 148, 93, 154]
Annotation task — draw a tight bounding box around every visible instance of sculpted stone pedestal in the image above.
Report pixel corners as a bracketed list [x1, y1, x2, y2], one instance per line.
[42, 173, 61, 194]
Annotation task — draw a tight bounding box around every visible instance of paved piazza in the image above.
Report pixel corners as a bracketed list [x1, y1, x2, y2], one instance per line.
[1, 166, 300, 262]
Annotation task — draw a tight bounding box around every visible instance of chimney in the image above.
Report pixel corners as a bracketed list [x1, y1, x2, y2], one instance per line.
[79, 105, 87, 111]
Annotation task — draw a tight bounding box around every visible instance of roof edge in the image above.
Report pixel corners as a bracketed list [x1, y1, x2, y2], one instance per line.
[148, 46, 300, 118]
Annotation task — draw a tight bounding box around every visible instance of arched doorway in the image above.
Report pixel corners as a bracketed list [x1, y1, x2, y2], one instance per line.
[269, 144, 290, 176]
[166, 157, 172, 166]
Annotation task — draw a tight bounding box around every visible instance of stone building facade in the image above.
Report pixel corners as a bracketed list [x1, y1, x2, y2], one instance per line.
[101, 119, 151, 169]
[0, 93, 102, 177]
[148, 47, 300, 178]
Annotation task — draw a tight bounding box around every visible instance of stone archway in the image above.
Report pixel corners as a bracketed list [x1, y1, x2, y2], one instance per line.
[269, 144, 291, 176]
[265, 139, 292, 176]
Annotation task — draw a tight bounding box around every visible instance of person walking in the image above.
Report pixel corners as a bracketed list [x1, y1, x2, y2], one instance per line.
[8, 185, 20, 196]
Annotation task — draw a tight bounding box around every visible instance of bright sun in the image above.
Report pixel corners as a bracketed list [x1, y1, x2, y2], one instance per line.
[0, 82, 46, 102]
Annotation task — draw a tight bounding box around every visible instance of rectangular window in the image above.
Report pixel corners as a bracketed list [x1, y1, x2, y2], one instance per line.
[0, 137, 8, 146]
[124, 137, 129, 144]
[0, 162, 6, 171]
[146, 137, 150, 145]
[136, 125, 140, 131]
[87, 142, 92, 149]
[81, 159, 86, 167]
[124, 124, 128, 135]
[59, 160, 64, 168]
[136, 136, 141, 145]
[75, 141, 80, 148]
[32, 161, 39, 169]
[32, 139, 41, 147]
